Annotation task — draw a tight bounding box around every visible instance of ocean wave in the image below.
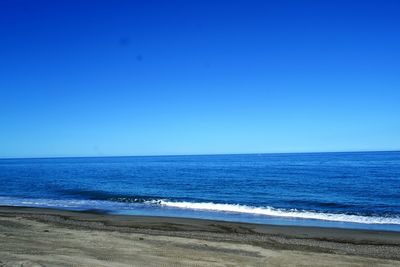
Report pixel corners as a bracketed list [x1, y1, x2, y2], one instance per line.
[145, 200, 400, 225]
[0, 196, 128, 210]
[1, 196, 399, 225]
[58, 188, 166, 203]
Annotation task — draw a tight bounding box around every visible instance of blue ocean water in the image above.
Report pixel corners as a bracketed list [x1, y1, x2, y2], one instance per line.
[0, 152, 399, 231]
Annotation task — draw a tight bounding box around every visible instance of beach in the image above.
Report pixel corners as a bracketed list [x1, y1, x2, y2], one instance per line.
[0, 206, 399, 266]
[2, 0, 400, 265]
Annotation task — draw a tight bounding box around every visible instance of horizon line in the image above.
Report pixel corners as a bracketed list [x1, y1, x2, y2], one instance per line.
[1, 149, 399, 160]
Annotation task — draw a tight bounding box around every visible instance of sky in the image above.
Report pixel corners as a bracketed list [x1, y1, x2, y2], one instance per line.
[0, 0, 399, 158]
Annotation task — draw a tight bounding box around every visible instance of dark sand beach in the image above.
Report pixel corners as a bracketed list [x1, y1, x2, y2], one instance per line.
[0, 206, 399, 266]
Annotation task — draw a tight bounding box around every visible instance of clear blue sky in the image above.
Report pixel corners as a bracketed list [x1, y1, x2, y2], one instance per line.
[0, 0, 399, 158]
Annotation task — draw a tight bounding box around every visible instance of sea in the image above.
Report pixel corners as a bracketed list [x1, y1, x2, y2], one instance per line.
[1, 151, 399, 231]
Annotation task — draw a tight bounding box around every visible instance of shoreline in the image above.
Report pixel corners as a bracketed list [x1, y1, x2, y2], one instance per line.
[1, 206, 400, 266]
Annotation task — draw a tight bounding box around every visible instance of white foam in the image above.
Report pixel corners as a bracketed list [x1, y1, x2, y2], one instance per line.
[0, 197, 128, 210]
[148, 200, 400, 225]
[1, 196, 399, 225]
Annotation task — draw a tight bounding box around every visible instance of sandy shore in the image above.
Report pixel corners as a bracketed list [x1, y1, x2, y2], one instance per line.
[0, 206, 399, 266]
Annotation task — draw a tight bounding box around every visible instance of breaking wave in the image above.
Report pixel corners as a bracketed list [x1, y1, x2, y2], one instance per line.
[145, 200, 400, 225]
[1, 196, 399, 225]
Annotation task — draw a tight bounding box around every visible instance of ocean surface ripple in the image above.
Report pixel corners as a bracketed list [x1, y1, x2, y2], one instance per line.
[1, 152, 399, 230]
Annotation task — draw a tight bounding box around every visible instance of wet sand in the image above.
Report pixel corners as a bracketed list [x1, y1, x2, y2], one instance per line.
[0, 206, 399, 266]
